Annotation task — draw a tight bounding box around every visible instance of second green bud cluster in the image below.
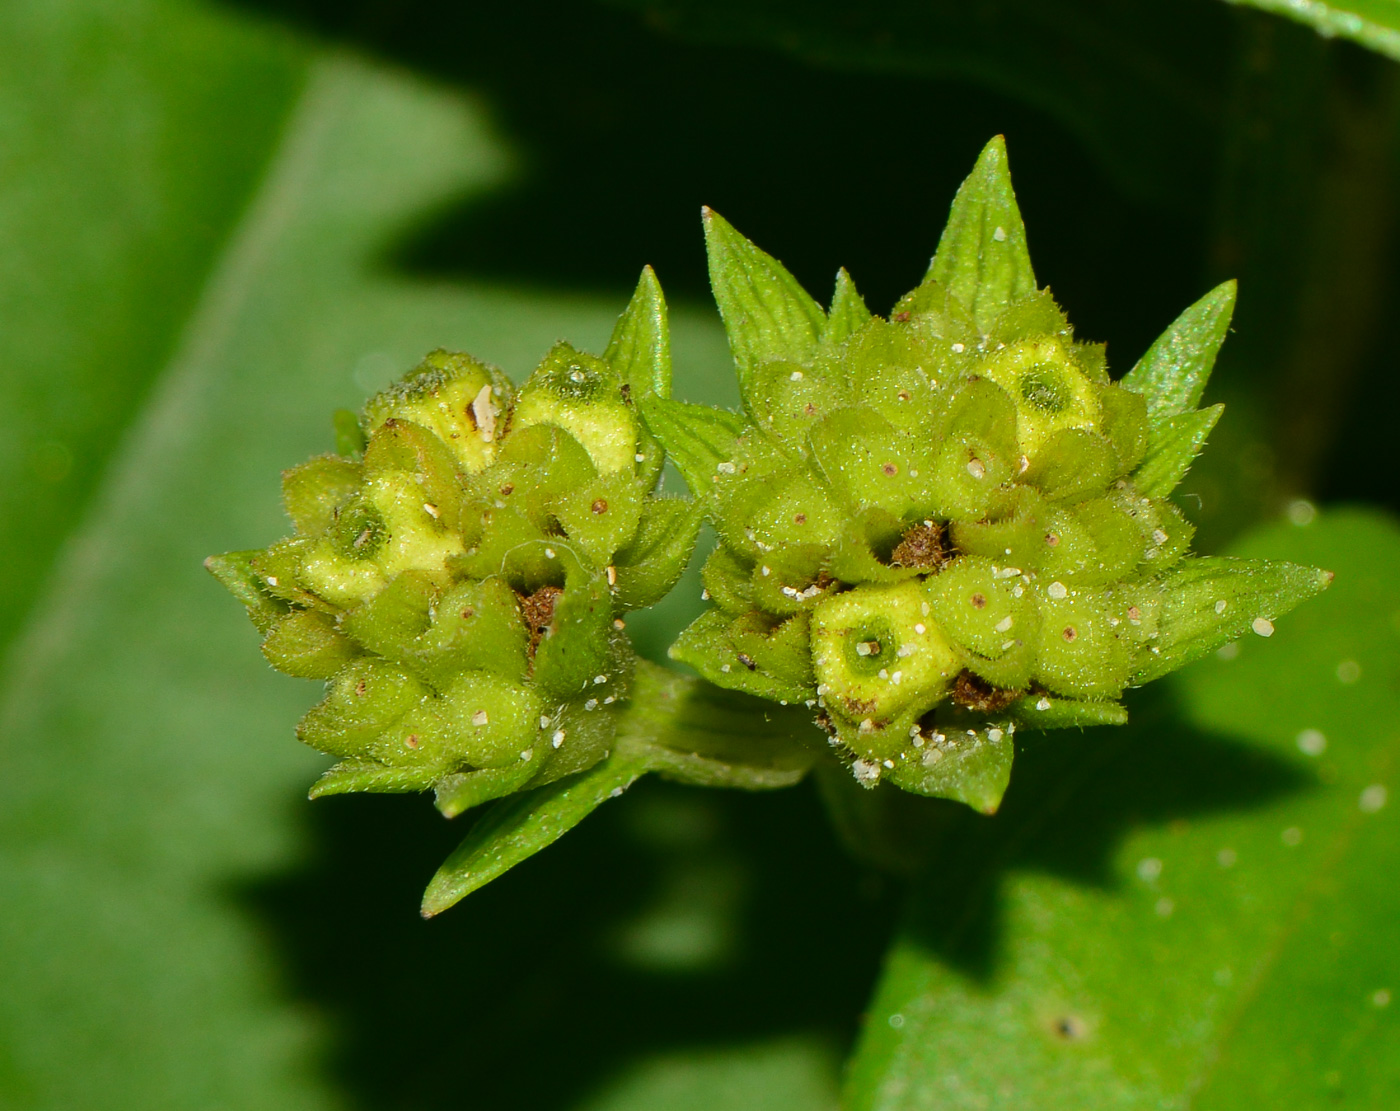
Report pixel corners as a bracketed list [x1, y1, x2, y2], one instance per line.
[643, 138, 1329, 807]
[208, 271, 698, 814]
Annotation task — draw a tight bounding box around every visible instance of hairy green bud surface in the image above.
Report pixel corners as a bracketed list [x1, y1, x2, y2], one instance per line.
[644, 137, 1331, 813]
[207, 269, 703, 813]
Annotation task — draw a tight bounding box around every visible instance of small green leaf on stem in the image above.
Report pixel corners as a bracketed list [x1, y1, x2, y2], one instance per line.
[1122, 279, 1235, 427]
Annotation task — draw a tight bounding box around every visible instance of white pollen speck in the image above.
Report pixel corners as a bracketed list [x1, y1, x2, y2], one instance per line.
[1217, 642, 1241, 661]
[266, 576, 279, 587]
[1251, 617, 1274, 637]
[858, 718, 876, 734]
[878, 668, 889, 679]
[896, 644, 914, 658]
[966, 458, 986, 479]
[951, 342, 965, 353]
[1217, 848, 1238, 868]
[716, 461, 736, 474]
[1282, 826, 1303, 846]
[994, 615, 1013, 632]
[761, 565, 771, 576]
[721, 664, 731, 672]
[921, 601, 930, 616]
[1337, 659, 1362, 684]
[882, 759, 895, 769]
[892, 670, 903, 683]
[988, 728, 1003, 742]
[423, 502, 440, 519]
[1047, 581, 1068, 599]
[545, 547, 556, 559]
[1137, 857, 1163, 882]
[1296, 729, 1327, 756]
[1152, 528, 1169, 545]
[635, 453, 646, 463]
[790, 369, 804, 381]
[1013, 584, 1024, 598]
[1360, 784, 1388, 813]
[471, 710, 489, 727]
[610, 787, 624, 798]
[852, 759, 881, 784]
[1215, 599, 1227, 614]
[593, 674, 608, 685]
[519, 748, 533, 761]
[607, 565, 617, 586]
[1036, 698, 1051, 711]
[551, 729, 566, 748]
[993, 225, 1007, 241]
[539, 715, 551, 728]
[585, 698, 599, 710]
[471, 384, 497, 442]
[701, 588, 711, 600]
[914, 623, 926, 635]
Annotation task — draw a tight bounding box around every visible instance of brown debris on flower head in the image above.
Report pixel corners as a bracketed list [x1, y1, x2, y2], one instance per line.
[890, 521, 950, 571]
[950, 669, 1022, 714]
[520, 584, 563, 654]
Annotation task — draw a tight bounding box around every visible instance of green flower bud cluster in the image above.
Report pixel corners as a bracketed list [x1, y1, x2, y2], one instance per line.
[644, 138, 1330, 811]
[207, 270, 700, 814]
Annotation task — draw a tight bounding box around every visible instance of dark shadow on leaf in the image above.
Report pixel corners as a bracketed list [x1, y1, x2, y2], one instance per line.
[223, 0, 1214, 359]
[239, 776, 900, 1111]
[897, 683, 1313, 981]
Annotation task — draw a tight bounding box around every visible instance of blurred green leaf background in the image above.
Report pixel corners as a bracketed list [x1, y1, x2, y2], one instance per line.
[0, 1, 1396, 1108]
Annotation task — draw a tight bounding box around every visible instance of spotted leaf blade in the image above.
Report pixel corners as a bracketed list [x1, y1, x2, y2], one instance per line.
[928, 135, 1036, 329]
[1122, 280, 1236, 428]
[887, 733, 1014, 814]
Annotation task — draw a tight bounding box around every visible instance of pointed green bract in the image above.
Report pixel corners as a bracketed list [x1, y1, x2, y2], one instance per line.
[1133, 402, 1224, 497]
[638, 395, 746, 497]
[603, 265, 671, 401]
[825, 267, 873, 346]
[1123, 279, 1236, 426]
[886, 728, 1014, 814]
[928, 136, 1037, 329]
[1133, 556, 1333, 684]
[702, 207, 826, 405]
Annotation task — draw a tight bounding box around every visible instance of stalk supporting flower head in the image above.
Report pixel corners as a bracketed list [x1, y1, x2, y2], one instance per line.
[207, 268, 701, 815]
[643, 136, 1331, 813]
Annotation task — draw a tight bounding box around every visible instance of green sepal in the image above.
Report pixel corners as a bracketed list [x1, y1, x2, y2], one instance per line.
[281, 455, 363, 535]
[513, 343, 638, 475]
[361, 417, 464, 515]
[1134, 556, 1333, 684]
[884, 728, 1014, 814]
[422, 746, 650, 916]
[204, 550, 289, 634]
[825, 510, 915, 586]
[701, 545, 754, 614]
[670, 609, 814, 704]
[702, 207, 826, 402]
[638, 396, 746, 497]
[612, 496, 703, 610]
[824, 267, 873, 347]
[530, 546, 616, 702]
[1024, 428, 1120, 503]
[603, 264, 671, 401]
[309, 759, 439, 798]
[1008, 693, 1128, 730]
[553, 470, 645, 567]
[296, 658, 431, 759]
[927, 135, 1036, 329]
[1122, 279, 1236, 428]
[1098, 383, 1150, 473]
[619, 660, 815, 790]
[1133, 403, 1224, 498]
[433, 751, 548, 819]
[333, 408, 367, 457]
[260, 609, 358, 679]
[340, 570, 436, 658]
[401, 577, 530, 688]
